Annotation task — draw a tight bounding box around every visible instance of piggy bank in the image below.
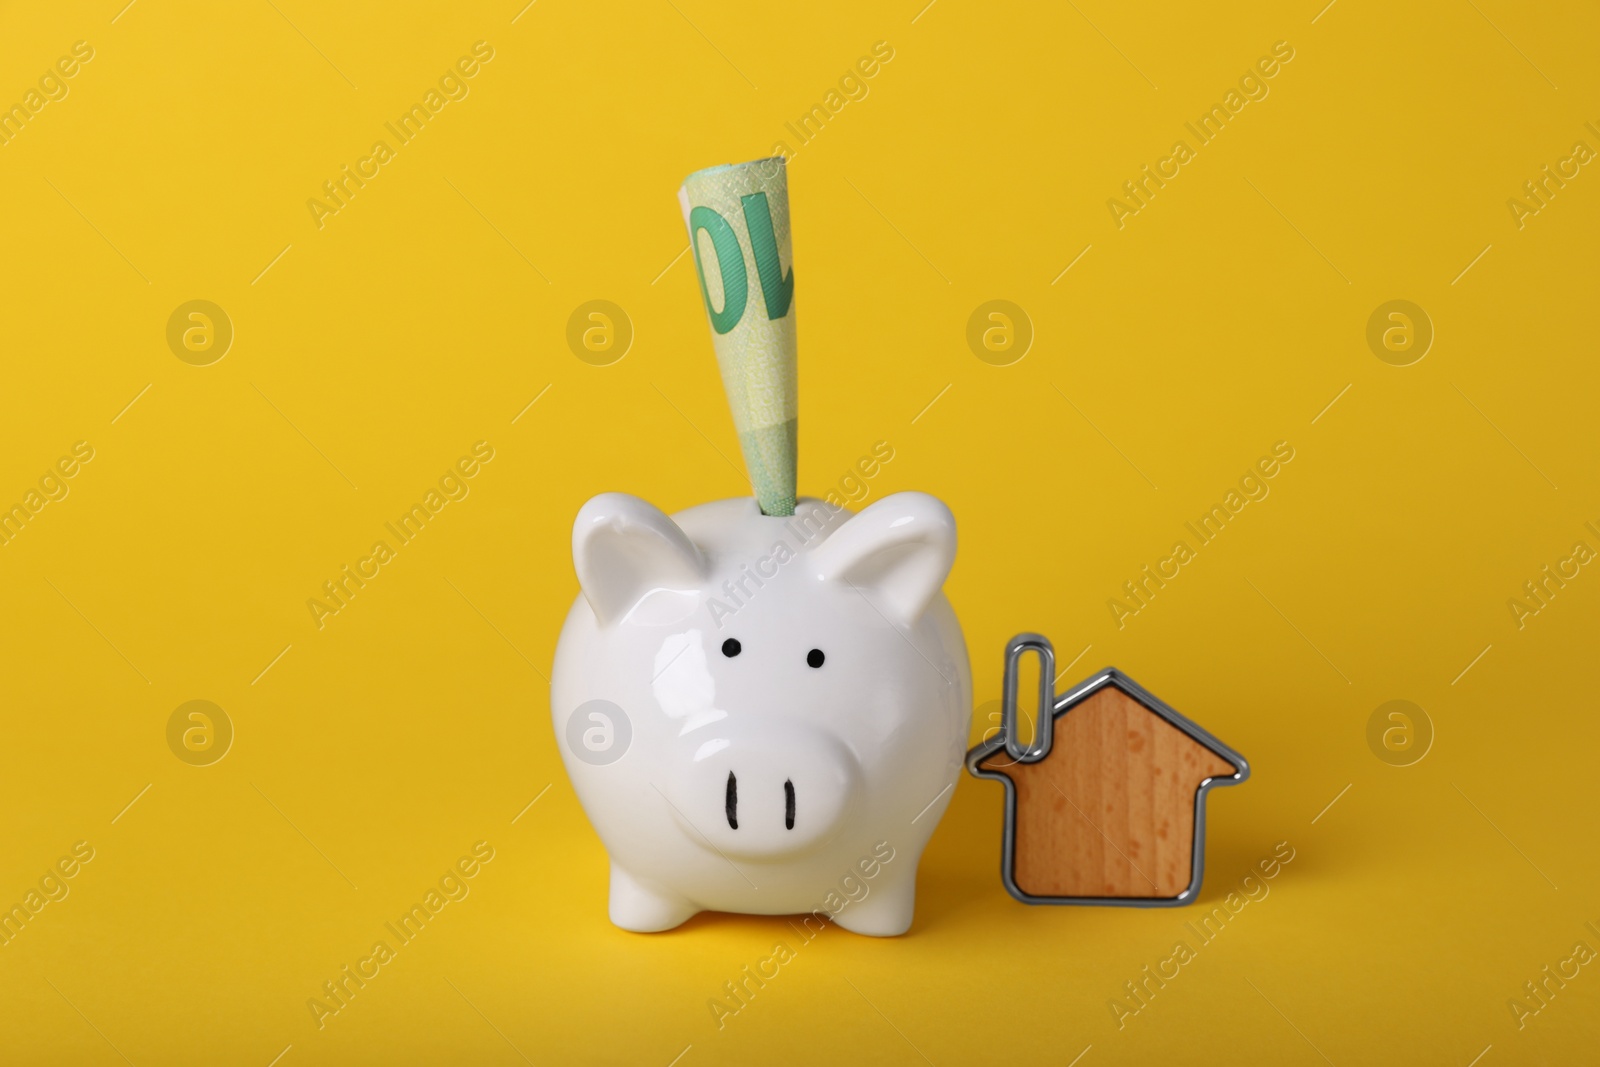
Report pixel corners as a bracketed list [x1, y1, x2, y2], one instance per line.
[551, 491, 971, 936]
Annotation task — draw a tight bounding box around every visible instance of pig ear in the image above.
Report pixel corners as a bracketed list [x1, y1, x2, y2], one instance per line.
[810, 492, 957, 624]
[573, 493, 706, 626]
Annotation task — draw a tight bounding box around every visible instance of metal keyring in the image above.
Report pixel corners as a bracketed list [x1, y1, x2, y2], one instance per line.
[1002, 632, 1055, 763]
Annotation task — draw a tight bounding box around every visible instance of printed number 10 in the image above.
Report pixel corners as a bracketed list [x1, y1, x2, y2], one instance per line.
[690, 193, 794, 335]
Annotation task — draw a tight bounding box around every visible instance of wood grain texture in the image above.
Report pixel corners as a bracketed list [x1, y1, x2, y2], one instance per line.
[979, 686, 1235, 899]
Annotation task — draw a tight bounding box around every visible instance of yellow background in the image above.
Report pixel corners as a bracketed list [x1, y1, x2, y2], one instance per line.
[3, 1, 1598, 1063]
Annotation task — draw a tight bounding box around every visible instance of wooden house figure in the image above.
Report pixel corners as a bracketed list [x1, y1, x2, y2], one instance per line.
[966, 634, 1249, 906]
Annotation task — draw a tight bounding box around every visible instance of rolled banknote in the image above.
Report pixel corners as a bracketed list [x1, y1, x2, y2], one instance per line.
[678, 157, 797, 516]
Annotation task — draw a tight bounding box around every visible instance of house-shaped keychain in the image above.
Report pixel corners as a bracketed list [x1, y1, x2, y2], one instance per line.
[965, 634, 1249, 906]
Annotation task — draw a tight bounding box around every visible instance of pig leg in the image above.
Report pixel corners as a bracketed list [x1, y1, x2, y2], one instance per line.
[609, 862, 699, 932]
[829, 864, 917, 937]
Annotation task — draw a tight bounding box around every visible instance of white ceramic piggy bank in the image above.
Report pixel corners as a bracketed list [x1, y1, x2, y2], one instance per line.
[551, 491, 970, 936]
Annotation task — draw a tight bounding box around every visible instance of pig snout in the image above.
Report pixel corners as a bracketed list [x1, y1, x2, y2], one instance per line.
[664, 726, 861, 861]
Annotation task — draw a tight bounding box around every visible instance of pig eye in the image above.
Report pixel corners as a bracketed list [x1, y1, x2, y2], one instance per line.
[806, 649, 825, 668]
[721, 638, 741, 658]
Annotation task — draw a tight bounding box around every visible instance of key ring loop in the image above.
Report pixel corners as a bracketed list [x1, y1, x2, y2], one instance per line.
[1002, 632, 1055, 763]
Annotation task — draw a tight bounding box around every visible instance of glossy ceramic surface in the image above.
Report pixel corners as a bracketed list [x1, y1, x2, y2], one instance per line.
[552, 492, 971, 935]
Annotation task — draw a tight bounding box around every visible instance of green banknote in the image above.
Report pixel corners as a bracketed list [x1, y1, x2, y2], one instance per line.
[678, 157, 797, 516]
